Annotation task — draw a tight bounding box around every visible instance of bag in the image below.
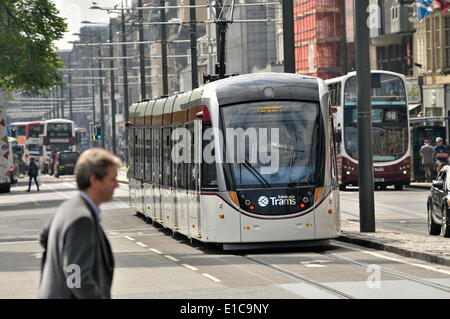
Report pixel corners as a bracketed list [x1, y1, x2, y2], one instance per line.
[37, 175, 41, 187]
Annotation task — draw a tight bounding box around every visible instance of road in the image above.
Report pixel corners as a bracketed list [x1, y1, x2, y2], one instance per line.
[340, 186, 429, 235]
[0, 175, 448, 300]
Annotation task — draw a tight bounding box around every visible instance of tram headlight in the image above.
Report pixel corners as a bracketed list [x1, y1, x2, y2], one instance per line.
[403, 170, 407, 175]
[346, 171, 351, 175]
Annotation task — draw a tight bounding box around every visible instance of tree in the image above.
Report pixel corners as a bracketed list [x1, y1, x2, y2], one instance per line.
[0, 0, 67, 95]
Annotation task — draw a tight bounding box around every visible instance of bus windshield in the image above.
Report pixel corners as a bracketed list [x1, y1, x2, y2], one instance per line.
[222, 101, 319, 188]
[29, 124, 42, 138]
[343, 74, 408, 162]
[47, 123, 72, 137]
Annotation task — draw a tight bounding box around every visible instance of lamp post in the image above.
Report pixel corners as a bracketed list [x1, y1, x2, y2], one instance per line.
[73, 32, 96, 141]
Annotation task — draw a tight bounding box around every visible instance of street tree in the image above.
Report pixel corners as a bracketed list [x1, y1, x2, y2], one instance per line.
[0, 0, 67, 95]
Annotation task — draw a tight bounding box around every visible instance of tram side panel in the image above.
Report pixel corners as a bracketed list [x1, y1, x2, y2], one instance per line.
[313, 188, 341, 240]
[199, 193, 241, 243]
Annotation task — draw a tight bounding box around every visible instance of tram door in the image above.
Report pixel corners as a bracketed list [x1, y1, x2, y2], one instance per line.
[128, 128, 136, 210]
[144, 128, 152, 219]
[137, 128, 145, 214]
[152, 128, 161, 223]
[173, 125, 188, 235]
[162, 127, 173, 229]
[187, 121, 202, 239]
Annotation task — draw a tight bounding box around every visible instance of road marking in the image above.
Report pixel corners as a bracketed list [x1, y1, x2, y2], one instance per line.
[182, 264, 198, 271]
[202, 273, 221, 283]
[149, 248, 162, 255]
[30, 253, 41, 259]
[362, 250, 409, 264]
[42, 183, 71, 199]
[410, 263, 450, 276]
[304, 264, 326, 268]
[124, 236, 135, 241]
[33, 200, 40, 207]
[136, 241, 147, 247]
[164, 255, 179, 262]
[363, 250, 450, 275]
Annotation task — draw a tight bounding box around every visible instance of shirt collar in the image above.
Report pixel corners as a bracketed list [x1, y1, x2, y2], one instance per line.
[79, 191, 101, 221]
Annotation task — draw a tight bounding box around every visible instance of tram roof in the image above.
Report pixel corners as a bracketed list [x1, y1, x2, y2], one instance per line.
[128, 72, 323, 127]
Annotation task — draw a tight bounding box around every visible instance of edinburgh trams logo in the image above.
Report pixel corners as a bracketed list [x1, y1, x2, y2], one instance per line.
[257, 195, 297, 207]
[258, 196, 269, 207]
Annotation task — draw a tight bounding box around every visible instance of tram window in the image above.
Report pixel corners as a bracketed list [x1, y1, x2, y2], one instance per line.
[174, 125, 186, 189]
[202, 124, 218, 189]
[187, 123, 197, 190]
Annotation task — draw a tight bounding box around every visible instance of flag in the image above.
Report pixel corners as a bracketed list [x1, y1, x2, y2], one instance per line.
[435, 0, 450, 13]
[417, 0, 433, 21]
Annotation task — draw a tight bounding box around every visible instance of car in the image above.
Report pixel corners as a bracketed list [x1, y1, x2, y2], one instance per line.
[427, 165, 450, 237]
[54, 151, 79, 178]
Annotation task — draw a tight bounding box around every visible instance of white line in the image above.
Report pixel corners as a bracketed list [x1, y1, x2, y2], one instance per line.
[363, 250, 450, 275]
[202, 273, 221, 283]
[304, 264, 326, 268]
[410, 263, 450, 276]
[149, 248, 163, 254]
[124, 236, 135, 241]
[182, 264, 198, 271]
[362, 250, 406, 263]
[42, 183, 71, 199]
[136, 241, 147, 247]
[164, 255, 179, 262]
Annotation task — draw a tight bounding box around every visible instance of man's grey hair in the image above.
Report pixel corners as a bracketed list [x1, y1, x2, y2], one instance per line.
[75, 148, 122, 190]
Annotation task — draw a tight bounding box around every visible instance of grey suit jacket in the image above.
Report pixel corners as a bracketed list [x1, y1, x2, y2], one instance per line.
[38, 194, 114, 299]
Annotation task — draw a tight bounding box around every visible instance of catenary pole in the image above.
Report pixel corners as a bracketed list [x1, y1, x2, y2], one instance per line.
[354, 0, 375, 232]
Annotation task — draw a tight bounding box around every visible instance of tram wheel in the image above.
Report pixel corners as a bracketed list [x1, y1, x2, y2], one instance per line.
[339, 184, 346, 191]
[394, 184, 403, 190]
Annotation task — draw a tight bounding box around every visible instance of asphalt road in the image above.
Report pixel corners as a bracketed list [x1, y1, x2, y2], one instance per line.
[0, 175, 448, 300]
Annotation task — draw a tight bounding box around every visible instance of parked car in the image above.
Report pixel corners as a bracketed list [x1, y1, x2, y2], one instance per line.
[54, 151, 79, 178]
[427, 165, 450, 237]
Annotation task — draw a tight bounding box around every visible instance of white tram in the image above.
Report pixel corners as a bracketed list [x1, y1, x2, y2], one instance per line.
[127, 73, 340, 249]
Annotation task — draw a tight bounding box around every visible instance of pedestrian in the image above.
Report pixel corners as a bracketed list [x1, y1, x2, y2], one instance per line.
[38, 148, 121, 299]
[27, 157, 39, 192]
[434, 137, 449, 174]
[420, 139, 434, 182]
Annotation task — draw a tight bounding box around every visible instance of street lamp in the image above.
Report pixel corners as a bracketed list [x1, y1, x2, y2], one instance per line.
[73, 32, 96, 140]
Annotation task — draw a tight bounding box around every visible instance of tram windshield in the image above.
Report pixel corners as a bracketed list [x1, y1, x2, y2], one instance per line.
[343, 74, 408, 162]
[222, 101, 319, 188]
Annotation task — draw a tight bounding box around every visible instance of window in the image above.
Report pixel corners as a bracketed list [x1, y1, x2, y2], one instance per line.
[202, 123, 218, 189]
[445, 17, 450, 69]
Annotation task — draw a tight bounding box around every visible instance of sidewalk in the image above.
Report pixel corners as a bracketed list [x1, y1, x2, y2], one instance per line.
[338, 218, 450, 267]
[117, 172, 448, 266]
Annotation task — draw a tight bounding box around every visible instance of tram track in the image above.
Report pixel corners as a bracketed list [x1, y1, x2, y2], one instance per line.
[242, 255, 357, 299]
[242, 241, 450, 299]
[328, 241, 450, 294]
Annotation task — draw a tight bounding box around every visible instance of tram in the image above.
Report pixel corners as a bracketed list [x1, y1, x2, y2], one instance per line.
[127, 72, 340, 249]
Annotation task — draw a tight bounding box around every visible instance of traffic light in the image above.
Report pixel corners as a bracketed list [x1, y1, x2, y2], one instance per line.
[96, 125, 102, 140]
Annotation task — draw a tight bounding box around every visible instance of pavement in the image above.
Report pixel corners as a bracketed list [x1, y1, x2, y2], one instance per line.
[117, 168, 450, 267]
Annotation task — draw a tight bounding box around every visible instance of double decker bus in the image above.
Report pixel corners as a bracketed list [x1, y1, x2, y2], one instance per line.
[39, 119, 76, 174]
[127, 72, 340, 249]
[326, 70, 411, 190]
[8, 121, 42, 169]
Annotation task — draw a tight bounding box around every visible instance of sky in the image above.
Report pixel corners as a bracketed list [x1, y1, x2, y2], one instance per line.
[52, 0, 127, 51]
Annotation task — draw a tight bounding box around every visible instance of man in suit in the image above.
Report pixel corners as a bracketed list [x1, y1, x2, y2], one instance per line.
[38, 148, 121, 299]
